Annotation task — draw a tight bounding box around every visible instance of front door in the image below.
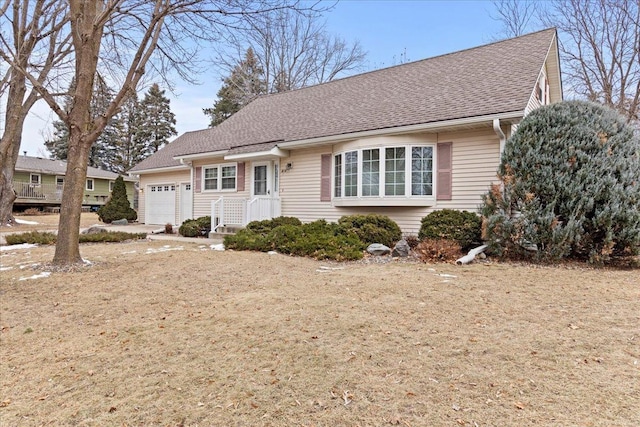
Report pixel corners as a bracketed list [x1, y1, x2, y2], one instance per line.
[250, 161, 280, 220]
[252, 161, 279, 198]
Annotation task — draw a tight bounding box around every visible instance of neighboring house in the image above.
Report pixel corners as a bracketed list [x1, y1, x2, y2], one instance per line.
[130, 29, 562, 234]
[13, 155, 137, 211]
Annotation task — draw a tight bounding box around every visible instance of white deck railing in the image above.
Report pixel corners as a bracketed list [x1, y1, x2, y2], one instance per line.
[212, 196, 281, 232]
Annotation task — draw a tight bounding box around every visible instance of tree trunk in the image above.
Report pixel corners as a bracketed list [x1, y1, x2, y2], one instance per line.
[52, 137, 92, 265]
[0, 68, 28, 226]
[52, 0, 104, 266]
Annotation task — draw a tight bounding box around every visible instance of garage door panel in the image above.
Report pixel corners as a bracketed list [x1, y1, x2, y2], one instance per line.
[146, 184, 176, 225]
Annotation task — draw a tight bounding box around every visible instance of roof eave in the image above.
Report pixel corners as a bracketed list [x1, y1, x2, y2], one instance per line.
[225, 147, 289, 161]
[128, 164, 189, 176]
[174, 150, 229, 162]
[278, 111, 525, 149]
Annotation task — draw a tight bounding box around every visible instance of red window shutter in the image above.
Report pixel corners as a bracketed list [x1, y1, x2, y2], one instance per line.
[437, 142, 452, 201]
[320, 154, 331, 202]
[195, 167, 202, 193]
[237, 162, 245, 192]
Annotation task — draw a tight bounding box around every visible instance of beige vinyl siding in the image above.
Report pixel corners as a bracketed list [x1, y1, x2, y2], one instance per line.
[192, 158, 250, 219]
[138, 169, 190, 224]
[282, 128, 501, 235]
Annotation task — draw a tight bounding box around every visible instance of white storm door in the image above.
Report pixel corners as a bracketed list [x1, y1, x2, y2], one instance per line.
[252, 162, 270, 197]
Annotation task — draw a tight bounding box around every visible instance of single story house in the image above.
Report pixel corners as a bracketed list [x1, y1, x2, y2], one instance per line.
[129, 28, 562, 234]
[14, 155, 137, 211]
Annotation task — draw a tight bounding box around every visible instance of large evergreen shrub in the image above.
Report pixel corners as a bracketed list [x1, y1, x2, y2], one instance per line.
[481, 101, 640, 263]
[418, 209, 482, 250]
[97, 176, 137, 223]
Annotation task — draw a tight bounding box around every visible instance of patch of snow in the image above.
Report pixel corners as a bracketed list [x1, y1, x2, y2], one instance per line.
[19, 271, 51, 281]
[121, 250, 137, 254]
[82, 259, 93, 266]
[211, 244, 225, 251]
[318, 266, 344, 271]
[0, 266, 13, 271]
[145, 246, 184, 254]
[15, 219, 39, 225]
[0, 243, 37, 251]
[437, 273, 457, 278]
[267, 251, 278, 255]
[20, 263, 40, 269]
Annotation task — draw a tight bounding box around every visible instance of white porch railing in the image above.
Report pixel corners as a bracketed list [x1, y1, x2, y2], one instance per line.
[211, 196, 281, 232]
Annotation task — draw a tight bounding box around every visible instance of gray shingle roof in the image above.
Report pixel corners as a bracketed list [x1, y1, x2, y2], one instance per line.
[131, 29, 557, 172]
[16, 156, 135, 180]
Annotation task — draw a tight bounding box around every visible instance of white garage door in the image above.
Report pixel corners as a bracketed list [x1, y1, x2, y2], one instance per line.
[146, 184, 176, 225]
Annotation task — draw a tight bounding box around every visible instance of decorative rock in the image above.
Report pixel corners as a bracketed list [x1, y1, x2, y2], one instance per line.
[82, 226, 107, 235]
[392, 239, 410, 257]
[111, 218, 129, 225]
[367, 243, 391, 256]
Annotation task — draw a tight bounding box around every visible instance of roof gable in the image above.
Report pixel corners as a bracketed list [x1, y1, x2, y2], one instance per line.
[131, 28, 559, 172]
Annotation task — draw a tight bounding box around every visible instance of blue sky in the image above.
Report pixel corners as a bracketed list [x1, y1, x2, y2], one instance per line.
[20, 0, 506, 157]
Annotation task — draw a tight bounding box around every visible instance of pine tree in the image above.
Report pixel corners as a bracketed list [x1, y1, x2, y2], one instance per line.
[45, 76, 120, 171]
[481, 101, 640, 264]
[97, 176, 137, 223]
[203, 48, 266, 127]
[137, 83, 177, 154]
[111, 91, 146, 173]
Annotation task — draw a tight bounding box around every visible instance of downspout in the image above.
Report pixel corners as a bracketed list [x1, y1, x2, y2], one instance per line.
[493, 118, 506, 155]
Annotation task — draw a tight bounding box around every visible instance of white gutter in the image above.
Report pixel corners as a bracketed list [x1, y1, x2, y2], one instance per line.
[493, 118, 507, 155]
[279, 111, 524, 149]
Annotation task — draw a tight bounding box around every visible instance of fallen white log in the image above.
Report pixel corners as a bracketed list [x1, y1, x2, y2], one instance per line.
[456, 244, 488, 265]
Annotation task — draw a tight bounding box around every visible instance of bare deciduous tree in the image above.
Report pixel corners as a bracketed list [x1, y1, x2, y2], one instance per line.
[0, 0, 71, 226]
[491, 0, 539, 38]
[215, 8, 366, 94]
[2, 0, 311, 266]
[493, 0, 640, 123]
[544, 0, 640, 122]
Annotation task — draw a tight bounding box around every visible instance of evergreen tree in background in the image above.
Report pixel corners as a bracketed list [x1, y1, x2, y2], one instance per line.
[112, 92, 146, 173]
[45, 76, 120, 171]
[481, 101, 640, 264]
[137, 83, 177, 154]
[203, 48, 266, 127]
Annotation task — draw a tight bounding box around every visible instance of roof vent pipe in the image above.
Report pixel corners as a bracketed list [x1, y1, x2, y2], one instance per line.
[493, 118, 506, 155]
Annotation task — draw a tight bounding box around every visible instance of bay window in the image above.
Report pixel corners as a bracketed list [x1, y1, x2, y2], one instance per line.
[333, 144, 435, 204]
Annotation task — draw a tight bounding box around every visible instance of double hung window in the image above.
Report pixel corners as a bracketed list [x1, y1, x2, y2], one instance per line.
[203, 164, 237, 191]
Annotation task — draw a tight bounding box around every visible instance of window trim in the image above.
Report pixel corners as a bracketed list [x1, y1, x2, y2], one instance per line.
[86, 178, 94, 191]
[109, 181, 115, 192]
[202, 162, 238, 192]
[55, 176, 64, 189]
[30, 173, 41, 186]
[332, 143, 436, 206]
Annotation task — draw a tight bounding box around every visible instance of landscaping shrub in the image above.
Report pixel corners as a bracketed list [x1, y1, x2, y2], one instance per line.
[481, 101, 640, 263]
[415, 238, 462, 263]
[165, 223, 173, 234]
[224, 218, 365, 260]
[5, 231, 146, 245]
[22, 207, 42, 216]
[5, 231, 56, 245]
[337, 214, 402, 247]
[178, 216, 211, 237]
[223, 228, 270, 251]
[246, 216, 302, 234]
[178, 219, 200, 237]
[418, 209, 482, 251]
[97, 176, 137, 223]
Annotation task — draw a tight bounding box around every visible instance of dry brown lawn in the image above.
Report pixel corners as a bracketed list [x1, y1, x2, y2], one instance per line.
[0, 223, 638, 426]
